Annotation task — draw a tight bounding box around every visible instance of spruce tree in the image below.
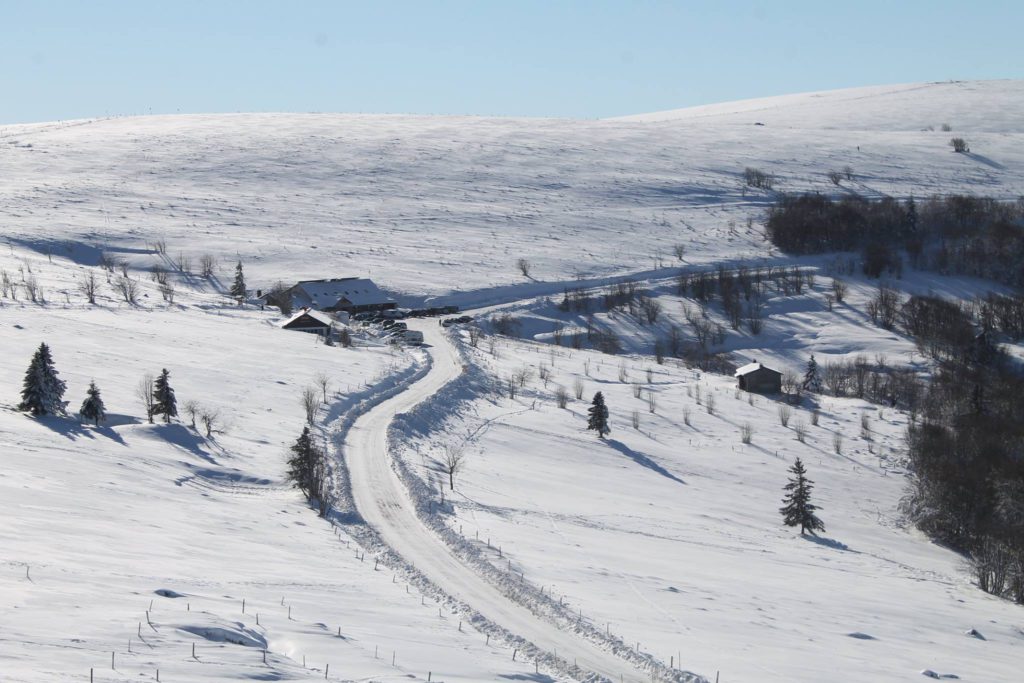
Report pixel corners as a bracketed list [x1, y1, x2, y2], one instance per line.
[802, 354, 823, 394]
[18, 342, 67, 416]
[152, 368, 178, 423]
[587, 391, 610, 438]
[230, 261, 246, 302]
[287, 426, 320, 499]
[905, 196, 918, 235]
[78, 380, 106, 426]
[780, 457, 825, 535]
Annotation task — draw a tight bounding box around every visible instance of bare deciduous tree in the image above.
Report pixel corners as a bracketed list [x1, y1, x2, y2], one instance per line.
[159, 281, 175, 303]
[573, 377, 584, 400]
[301, 386, 322, 425]
[831, 278, 847, 303]
[672, 243, 686, 261]
[150, 264, 169, 285]
[740, 422, 753, 444]
[183, 400, 200, 429]
[199, 254, 216, 278]
[640, 296, 662, 324]
[137, 374, 155, 423]
[555, 385, 569, 408]
[442, 443, 468, 490]
[23, 275, 40, 303]
[778, 404, 792, 427]
[315, 372, 331, 403]
[200, 407, 220, 437]
[176, 252, 192, 275]
[516, 258, 531, 278]
[115, 276, 139, 304]
[79, 271, 98, 304]
[793, 419, 808, 442]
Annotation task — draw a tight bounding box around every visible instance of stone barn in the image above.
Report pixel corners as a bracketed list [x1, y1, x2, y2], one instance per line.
[735, 361, 783, 394]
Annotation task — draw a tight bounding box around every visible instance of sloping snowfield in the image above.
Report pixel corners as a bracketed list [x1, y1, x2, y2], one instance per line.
[394, 331, 1023, 682]
[2, 80, 1023, 682]
[1, 80, 1022, 302]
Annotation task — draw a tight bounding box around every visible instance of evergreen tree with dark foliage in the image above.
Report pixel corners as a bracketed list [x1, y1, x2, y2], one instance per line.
[18, 342, 67, 416]
[802, 354, 823, 394]
[78, 380, 106, 426]
[230, 260, 246, 302]
[780, 458, 825, 535]
[151, 368, 177, 423]
[587, 391, 610, 438]
[287, 426, 330, 515]
[288, 426, 317, 497]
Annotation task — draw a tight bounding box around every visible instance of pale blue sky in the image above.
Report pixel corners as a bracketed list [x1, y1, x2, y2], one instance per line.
[2, 0, 1021, 123]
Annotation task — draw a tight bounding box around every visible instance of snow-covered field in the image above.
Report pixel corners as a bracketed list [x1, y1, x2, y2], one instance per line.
[2, 80, 1023, 682]
[395, 331, 1022, 682]
[2, 80, 1022, 304]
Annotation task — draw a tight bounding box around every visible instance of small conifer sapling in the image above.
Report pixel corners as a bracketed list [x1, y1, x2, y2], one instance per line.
[79, 380, 107, 426]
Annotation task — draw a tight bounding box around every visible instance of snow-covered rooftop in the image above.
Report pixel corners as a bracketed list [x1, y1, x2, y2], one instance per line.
[735, 361, 778, 376]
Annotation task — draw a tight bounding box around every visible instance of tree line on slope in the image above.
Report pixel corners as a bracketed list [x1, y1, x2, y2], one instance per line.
[766, 193, 1024, 286]
[1, 248, 248, 307]
[18, 342, 339, 519]
[16, 342, 220, 434]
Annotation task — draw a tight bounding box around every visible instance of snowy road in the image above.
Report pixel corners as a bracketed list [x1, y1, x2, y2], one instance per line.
[344, 320, 657, 683]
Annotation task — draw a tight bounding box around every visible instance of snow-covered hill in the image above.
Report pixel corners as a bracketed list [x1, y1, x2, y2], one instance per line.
[2, 80, 1023, 682]
[2, 80, 1022, 303]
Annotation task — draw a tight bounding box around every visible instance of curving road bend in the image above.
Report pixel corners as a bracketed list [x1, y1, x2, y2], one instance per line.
[344, 319, 654, 683]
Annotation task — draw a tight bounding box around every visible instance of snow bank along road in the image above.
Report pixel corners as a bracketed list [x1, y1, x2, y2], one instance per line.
[344, 320, 656, 683]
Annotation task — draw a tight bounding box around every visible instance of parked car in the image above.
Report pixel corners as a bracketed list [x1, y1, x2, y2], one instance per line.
[380, 308, 409, 320]
[441, 315, 474, 327]
[401, 330, 424, 344]
[386, 329, 424, 345]
[352, 312, 376, 321]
